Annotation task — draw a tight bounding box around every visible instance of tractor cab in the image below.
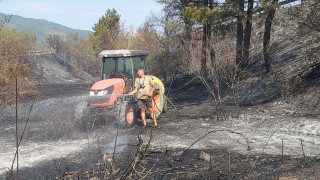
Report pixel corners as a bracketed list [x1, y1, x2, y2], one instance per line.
[99, 49, 149, 93]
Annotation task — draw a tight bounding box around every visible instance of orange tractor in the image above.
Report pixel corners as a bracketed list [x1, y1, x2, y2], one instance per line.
[82, 49, 167, 128]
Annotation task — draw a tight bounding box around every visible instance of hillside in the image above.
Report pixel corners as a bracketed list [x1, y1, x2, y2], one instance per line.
[31, 53, 97, 84]
[0, 12, 92, 43]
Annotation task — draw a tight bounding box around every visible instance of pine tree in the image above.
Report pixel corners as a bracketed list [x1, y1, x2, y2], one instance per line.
[262, 0, 278, 73]
[242, 0, 254, 68]
[234, 0, 244, 68]
[90, 9, 121, 51]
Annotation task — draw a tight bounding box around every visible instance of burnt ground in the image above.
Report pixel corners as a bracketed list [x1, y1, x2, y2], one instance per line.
[1, 77, 320, 179]
[1, 10, 320, 178]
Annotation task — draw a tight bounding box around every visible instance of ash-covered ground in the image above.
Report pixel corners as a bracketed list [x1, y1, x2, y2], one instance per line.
[1, 9, 320, 179]
[1, 77, 320, 179]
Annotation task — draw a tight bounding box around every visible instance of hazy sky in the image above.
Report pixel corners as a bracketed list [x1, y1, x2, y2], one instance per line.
[0, 0, 163, 31]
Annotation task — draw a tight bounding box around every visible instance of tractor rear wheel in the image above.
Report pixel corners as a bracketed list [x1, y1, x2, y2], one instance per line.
[116, 101, 136, 127]
[152, 89, 166, 119]
[162, 95, 168, 113]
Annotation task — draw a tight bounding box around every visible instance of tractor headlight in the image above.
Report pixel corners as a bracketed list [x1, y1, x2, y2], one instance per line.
[89, 85, 114, 97]
[89, 91, 95, 96]
[97, 90, 108, 96]
[89, 90, 108, 96]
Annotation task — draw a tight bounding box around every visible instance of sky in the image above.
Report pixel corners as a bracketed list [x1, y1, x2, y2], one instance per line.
[0, 0, 163, 31]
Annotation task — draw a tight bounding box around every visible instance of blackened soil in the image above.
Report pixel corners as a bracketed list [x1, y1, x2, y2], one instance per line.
[2, 77, 320, 179]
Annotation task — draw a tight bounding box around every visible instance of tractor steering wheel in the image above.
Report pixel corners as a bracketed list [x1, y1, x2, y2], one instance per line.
[110, 70, 132, 79]
[110, 71, 127, 79]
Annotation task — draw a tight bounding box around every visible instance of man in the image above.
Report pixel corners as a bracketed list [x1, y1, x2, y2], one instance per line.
[129, 67, 157, 127]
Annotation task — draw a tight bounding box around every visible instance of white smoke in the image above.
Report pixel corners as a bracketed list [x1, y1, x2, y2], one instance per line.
[108, 134, 128, 153]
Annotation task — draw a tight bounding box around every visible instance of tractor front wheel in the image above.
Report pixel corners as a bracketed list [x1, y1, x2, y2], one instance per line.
[116, 101, 136, 127]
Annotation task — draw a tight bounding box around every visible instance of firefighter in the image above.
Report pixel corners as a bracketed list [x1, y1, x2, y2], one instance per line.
[129, 67, 157, 127]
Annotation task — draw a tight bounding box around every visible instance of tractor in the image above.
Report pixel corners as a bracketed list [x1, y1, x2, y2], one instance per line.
[82, 49, 167, 128]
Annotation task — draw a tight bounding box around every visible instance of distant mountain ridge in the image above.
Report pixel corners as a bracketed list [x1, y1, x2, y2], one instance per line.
[0, 12, 92, 43]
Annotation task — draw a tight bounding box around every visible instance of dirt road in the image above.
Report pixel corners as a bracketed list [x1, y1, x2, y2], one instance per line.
[1, 83, 320, 179]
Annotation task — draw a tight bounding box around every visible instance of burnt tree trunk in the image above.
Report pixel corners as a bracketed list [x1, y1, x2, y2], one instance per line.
[236, 0, 244, 67]
[182, 0, 192, 41]
[242, 0, 254, 69]
[201, 23, 208, 77]
[208, 0, 215, 67]
[263, 0, 278, 74]
[184, 19, 192, 41]
[201, 0, 209, 77]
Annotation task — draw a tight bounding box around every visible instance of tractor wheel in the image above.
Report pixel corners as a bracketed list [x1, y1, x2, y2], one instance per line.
[116, 101, 136, 127]
[75, 107, 91, 131]
[75, 107, 108, 131]
[162, 95, 168, 113]
[125, 103, 136, 126]
[153, 89, 165, 119]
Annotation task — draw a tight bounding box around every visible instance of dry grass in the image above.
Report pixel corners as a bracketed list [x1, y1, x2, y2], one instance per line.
[0, 27, 39, 107]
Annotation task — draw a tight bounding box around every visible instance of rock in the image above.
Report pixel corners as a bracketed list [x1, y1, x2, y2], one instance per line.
[171, 150, 184, 156]
[103, 153, 112, 162]
[283, 109, 295, 115]
[199, 151, 211, 162]
[278, 175, 298, 180]
[89, 177, 99, 180]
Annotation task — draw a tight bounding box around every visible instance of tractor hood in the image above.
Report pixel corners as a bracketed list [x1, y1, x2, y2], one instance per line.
[88, 78, 126, 107]
[91, 78, 125, 91]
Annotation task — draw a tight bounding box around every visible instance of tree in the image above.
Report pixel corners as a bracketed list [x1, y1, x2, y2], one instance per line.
[158, 0, 194, 41]
[225, 0, 254, 70]
[235, 0, 245, 67]
[46, 33, 98, 76]
[262, 0, 278, 73]
[0, 27, 37, 105]
[181, 0, 218, 77]
[136, 15, 185, 80]
[0, 14, 11, 27]
[201, 0, 215, 77]
[91, 9, 121, 51]
[65, 34, 97, 74]
[242, 0, 254, 68]
[46, 35, 64, 53]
